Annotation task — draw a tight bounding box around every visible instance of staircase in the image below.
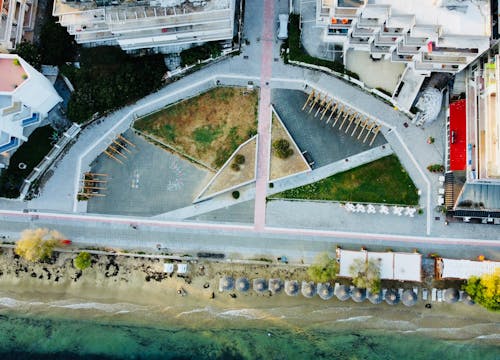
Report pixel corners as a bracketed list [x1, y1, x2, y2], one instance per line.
[444, 172, 455, 209]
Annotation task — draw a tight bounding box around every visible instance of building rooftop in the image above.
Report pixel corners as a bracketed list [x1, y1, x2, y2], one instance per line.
[53, 0, 230, 16]
[374, 0, 490, 37]
[0, 58, 28, 93]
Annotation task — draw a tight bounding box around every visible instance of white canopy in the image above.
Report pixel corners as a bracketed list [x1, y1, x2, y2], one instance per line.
[338, 249, 422, 282]
[440, 259, 499, 279]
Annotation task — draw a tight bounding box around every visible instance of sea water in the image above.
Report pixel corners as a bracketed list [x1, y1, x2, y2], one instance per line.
[0, 303, 498, 360]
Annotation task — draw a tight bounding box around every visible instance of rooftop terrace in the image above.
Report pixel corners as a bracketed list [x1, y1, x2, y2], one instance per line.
[54, 0, 230, 16]
[0, 58, 27, 93]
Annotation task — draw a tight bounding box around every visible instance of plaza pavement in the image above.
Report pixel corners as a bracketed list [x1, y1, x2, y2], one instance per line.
[15, 0, 499, 253]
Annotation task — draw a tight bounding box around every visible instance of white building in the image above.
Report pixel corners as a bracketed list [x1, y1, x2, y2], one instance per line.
[0, 54, 62, 164]
[0, 0, 37, 50]
[436, 257, 499, 279]
[316, 0, 491, 109]
[336, 248, 422, 282]
[53, 0, 236, 52]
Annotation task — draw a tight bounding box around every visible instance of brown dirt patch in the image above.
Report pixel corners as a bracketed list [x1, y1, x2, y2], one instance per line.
[199, 137, 256, 198]
[269, 111, 310, 181]
[134, 87, 258, 169]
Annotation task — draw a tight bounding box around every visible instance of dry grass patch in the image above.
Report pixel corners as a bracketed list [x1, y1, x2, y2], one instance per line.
[134, 87, 258, 169]
[199, 137, 256, 199]
[270, 112, 310, 181]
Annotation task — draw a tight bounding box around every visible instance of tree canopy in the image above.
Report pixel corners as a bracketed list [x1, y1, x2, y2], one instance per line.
[348, 258, 381, 293]
[14, 228, 62, 262]
[12, 41, 41, 70]
[74, 252, 92, 270]
[64, 46, 166, 123]
[307, 252, 339, 283]
[463, 268, 500, 312]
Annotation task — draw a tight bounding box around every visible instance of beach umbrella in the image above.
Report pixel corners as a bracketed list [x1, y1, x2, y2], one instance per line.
[219, 276, 234, 292]
[335, 285, 351, 301]
[385, 289, 399, 305]
[301, 281, 316, 298]
[401, 289, 417, 307]
[351, 287, 366, 303]
[253, 278, 268, 293]
[284, 280, 299, 296]
[444, 288, 459, 304]
[235, 277, 250, 292]
[317, 283, 334, 300]
[269, 278, 283, 294]
[367, 290, 383, 304]
[462, 292, 475, 306]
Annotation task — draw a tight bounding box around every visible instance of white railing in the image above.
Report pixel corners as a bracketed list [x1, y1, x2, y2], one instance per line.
[19, 123, 81, 200]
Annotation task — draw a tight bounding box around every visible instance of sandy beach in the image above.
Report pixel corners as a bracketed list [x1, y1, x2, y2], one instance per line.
[0, 247, 499, 345]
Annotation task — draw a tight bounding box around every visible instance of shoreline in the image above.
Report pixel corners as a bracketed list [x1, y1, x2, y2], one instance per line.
[0, 249, 499, 344]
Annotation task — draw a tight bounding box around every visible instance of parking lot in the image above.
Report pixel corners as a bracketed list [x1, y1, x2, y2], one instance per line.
[271, 89, 387, 168]
[87, 129, 211, 216]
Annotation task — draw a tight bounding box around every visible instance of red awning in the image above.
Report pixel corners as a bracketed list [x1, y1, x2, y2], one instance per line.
[449, 99, 467, 171]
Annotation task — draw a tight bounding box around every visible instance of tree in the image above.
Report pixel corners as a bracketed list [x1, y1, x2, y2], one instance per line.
[12, 41, 41, 69]
[348, 258, 381, 293]
[14, 228, 62, 262]
[39, 18, 77, 66]
[273, 138, 293, 159]
[74, 252, 92, 270]
[307, 252, 338, 283]
[463, 268, 500, 312]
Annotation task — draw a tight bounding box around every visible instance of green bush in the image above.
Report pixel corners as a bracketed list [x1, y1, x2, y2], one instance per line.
[231, 163, 240, 171]
[65, 46, 166, 123]
[427, 164, 444, 173]
[232, 191, 240, 199]
[348, 258, 381, 293]
[74, 252, 92, 270]
[307, 253, 338, 283]
[463, 269, 500, 312]
[287, 14, 359, 80]
[234, 154, 245, 165]
[180, 42, 222, 67]
[273, 138, 293, 159]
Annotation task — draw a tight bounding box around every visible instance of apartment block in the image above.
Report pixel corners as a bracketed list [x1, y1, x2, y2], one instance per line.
[0, 0, 37, 50]
[445, 50, 500, 224]
[0, 54, 61, 165]
[53, 0, 236, 52]
[316, 0, 491, 74]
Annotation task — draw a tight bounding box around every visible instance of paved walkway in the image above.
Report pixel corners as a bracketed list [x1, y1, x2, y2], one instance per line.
[253, 0, 275, 231]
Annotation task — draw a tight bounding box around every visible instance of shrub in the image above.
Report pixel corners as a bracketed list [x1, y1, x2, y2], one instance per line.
[180, 42, 222, 67]
[273, 138, 294, 159]
[427, 164, 444, 173]
[14, 228, 62, 262]
[232, 191, 240, 199]
[307, 252, 338, 283]
[463, 269, 500, 312]
[74, 252, 92, 270]
[234, 154, 245, 165]
[231, 163, 240, 171]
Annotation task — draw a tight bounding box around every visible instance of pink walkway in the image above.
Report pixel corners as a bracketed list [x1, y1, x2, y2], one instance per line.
[253, 0, 274, 230]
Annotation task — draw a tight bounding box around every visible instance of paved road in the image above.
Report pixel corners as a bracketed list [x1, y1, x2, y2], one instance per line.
[1, 210, 499, 264]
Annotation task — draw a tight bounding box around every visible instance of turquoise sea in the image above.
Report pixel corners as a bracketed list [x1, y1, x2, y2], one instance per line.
[0, 310, 498, 360]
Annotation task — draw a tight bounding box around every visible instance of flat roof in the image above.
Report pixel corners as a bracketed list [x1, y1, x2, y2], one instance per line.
[338, 249, 421, 282]
[53, 0, 231, 16]
[439, 258, 499, 279]
[449, 99, 467, 171]
[0, 58, 27, 93]
[374, 0, 490, 37]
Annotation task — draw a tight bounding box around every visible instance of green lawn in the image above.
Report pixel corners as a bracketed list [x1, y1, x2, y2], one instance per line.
[271, 155, 419, 205]
[0, 126, 54, 198]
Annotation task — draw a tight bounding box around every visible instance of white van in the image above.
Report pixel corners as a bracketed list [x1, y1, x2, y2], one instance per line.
[278, 14, 289, 40]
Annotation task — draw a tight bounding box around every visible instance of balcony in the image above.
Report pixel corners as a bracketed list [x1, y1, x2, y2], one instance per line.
[391, 52, 413, 63]
[370, 43, 391, 54]
[422, 54, 468, 65]
[381, 26, 404, 36]
[397, 42, 420, 55]
[357, 17, 380, 28]
[351, 24, 374, 37]
[21, 112, 39, 127]
[404, 33, 428, 46]
[0, 136, 19, 153]
[333, 7, 358, 18]
[327, 27, 349, 36]
[374, 33, 397, 46]
[348, 35, 370, 44]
